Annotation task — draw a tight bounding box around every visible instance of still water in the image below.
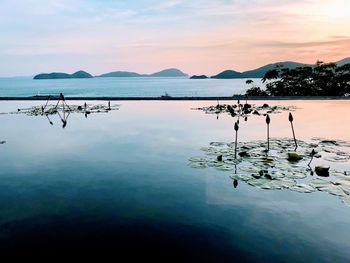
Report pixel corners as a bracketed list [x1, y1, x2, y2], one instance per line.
[0, 100, 349, 260]
[0, 77, 259, 97]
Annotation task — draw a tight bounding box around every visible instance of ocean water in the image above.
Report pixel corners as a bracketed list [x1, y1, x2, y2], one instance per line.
[0, 100, 350, 260]
[0, 77, 261, 97]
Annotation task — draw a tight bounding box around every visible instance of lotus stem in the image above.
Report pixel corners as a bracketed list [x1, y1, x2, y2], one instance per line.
[308, 149, 316, 167]
[234, 121, 239, 159]
[266, 114, 270, 151]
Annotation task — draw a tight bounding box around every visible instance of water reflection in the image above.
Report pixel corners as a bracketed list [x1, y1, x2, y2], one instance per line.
[233, 164, 238, 189]
[1, 100, 350, 260]
[233, 180, 238, 188]
[5, 95, 120, 129]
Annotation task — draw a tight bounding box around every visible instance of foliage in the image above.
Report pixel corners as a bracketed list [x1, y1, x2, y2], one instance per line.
[261, 61, 350, 96]
[245, 79, 268, 96]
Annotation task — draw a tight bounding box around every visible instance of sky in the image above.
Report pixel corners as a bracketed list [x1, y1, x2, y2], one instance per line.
[0, 0, 349, 76]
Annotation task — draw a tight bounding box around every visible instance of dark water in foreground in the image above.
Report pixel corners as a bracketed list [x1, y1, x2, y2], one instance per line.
[0, 100, 350, 261]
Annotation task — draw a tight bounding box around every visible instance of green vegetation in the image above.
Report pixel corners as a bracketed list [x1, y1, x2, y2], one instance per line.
[245, 61, 350, 96]
[245, 79, 268, 96]
[211, 70, 243, 79]
[190, 75, 209, 79]
[149, 68, 188, 77]
[34, 71, 93, 80]
[98, 71, 144, 77]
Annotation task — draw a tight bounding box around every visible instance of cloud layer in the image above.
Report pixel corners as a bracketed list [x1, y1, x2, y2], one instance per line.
[0, 0, 349, 76]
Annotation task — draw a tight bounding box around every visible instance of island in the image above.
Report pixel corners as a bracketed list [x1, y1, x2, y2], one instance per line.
[98, 71, 145, 78]
[33, 68, 188, 80]
[148, 68, 188, 77]
[190, 75, 208, 79]
[211, 70, 243, 79]
[199, 57, 350, 79]
[34, 70, 93, 80]
[97, 68, 188, 78]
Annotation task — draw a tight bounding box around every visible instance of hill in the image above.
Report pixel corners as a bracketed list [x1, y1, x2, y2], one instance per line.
[336, 57, 350, 66]
[211, 70, 243, 79]
[190, 75, 209, 79]
[97, 68, 188, 78]
[210, 58, 350, 79]
[34, 71, 93, 80]
[149, 68, 188, 77]
[98, 71, 143, 77]
[241, 61, 308, 78]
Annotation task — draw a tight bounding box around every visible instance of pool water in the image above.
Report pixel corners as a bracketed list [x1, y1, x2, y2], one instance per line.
[0, 100, 350, 261]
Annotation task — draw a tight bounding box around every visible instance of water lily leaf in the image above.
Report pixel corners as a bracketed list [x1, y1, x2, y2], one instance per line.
[189, 162, 208, 168]
[239, 166, 261, 173]
[215, 164, 234, 171]
[191, 137, 350, 206]
[287, 172, 307, 179]
[189, 157, 208, 162]
[324, 156, 349, 162]
[210, 142, 227, 147]
[230, 173, 253, 182]
[309, 179, 331, 188]
[247, 178, 290, 190]
[310, 179, 345, 196]
[320, 140, 338, 145]
[247, 178, 272, 187]
[289, 183, 315, 193]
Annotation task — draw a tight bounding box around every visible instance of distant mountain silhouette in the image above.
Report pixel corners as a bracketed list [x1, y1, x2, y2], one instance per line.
[211, 70, 243, 79]
[34, 71, 93, 80]
[149, 68, 188, 77]
[241, 61, 308, 78]
[190, 75, 209, 79]
[98, 71, 144, 77]
[209, 58, 350, 79]
[98, 68, 188, 78]
[32, 57, 350, 80]
[337, 57, 350, 66]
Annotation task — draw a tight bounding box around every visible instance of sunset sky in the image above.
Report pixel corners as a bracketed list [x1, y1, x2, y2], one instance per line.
[0, 0, 349, 76]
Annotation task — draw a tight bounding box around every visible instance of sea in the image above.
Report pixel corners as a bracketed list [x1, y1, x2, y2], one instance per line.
[0, 76, 262, 97]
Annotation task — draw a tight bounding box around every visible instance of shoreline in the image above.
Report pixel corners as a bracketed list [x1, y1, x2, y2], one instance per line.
[0, 96, 349, 101]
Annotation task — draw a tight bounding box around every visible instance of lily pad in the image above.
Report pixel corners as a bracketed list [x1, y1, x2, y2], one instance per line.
[189, 162, 208, 169]
[190, 137, 350, 207]
[310, 179, 345, 196]
[289, 184, 315, 193]
[230, 173, 253, 182]
[210, 142, 227, 147]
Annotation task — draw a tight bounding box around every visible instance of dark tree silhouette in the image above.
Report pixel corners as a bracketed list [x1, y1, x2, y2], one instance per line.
[251, 61, 350, 96]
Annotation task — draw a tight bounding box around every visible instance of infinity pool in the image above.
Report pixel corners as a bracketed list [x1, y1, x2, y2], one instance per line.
[0, 100, 349, 261]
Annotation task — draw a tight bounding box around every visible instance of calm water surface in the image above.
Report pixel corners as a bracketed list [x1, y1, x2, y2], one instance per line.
[0, 77, 260, 97]
[0, 100, 349, 261]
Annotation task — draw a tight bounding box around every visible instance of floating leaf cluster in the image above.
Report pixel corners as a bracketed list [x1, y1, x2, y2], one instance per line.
[3, 103, 120, 116]
[189, 138, 350, 206]
[194, 103, 297, 118]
